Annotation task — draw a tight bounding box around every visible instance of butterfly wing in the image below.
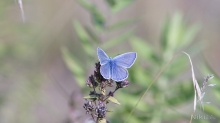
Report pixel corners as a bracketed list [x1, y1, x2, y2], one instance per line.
[111, 64, 128, 81]
[98, 48, 136, 81]
[113, 52, 137, 68]
[100, 63, 111, 79]
[97, 47, 109, 65]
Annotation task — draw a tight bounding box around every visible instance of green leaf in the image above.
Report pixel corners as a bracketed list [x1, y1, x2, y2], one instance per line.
[73, 20, 94, 56]
[111, 0, 134, 13]
[165, 81, 193, 106]
[130, 36, 159, 64]
[106, 0, 116, 7]
[107, 18, 140, 31]
[61, 47, 85, 88]
[116, 92, 148, 112]
[99, 118, 107, 123]
[92, 11, 105, 29]
[76, 0, 93, 10]
[123, 114, 142, 123]
[161, 16, 170, 51]
[180, 23, 200, 48]
[166, 55, 188, 77]
[204, 105, 220, 118]
[84, 26, 100, 43]
[130, 65, 152, 87]
[101, 30, 134, 49]
[107, 110, 113, 112]
[161, 12, 184, 56]
[167, 12, 183, 51]
[108, 96, 121, 105]
[161, 12, 200, 61]
[214, 89, 220, 102]
[83, 95, 97, 99]
[161, 12, 200, 52]
[76, 0, 105, 29]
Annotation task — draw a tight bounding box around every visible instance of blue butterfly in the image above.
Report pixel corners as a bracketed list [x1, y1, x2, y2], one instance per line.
[97, 47, 137, 82]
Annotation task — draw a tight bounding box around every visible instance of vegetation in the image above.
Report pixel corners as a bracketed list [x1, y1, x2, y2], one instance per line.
[62, 0, 219, 123]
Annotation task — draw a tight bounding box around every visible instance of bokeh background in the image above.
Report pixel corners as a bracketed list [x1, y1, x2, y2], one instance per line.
[0, 0, 220, 123]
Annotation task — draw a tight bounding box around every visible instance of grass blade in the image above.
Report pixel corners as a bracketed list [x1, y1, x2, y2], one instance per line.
[124, 53, 179, 123]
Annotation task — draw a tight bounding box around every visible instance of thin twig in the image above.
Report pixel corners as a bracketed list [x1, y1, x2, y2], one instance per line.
[189, 111, 195, 123]
[96, 117, 99, 123]
[103, 86, 119, 102]
[91, 113, 95, 121]
[18, 0, 26, 23]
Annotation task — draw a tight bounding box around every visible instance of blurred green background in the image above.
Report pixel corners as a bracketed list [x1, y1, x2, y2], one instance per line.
[0, 0, 220, 123]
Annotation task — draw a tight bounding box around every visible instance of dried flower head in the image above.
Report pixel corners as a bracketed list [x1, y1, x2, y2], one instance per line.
[201, 74, 214, 91]
[83, 61, 131, 122]
[87, 75, 98, 88]
[83, 100, 94, 114]
[183, 52, 216, 113]
[95, 102, 107, 118]
[94, 62, 107, 83]
[116, 80, 130, 88]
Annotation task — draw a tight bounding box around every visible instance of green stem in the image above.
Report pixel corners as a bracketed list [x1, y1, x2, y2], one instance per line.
[124, 53, 179, 123]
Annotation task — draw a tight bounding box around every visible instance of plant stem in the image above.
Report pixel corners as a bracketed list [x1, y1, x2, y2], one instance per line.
[189, 111, 195, 123]
[96, 117, 99, 123]
[91, 113, 95, 121]
[103, 86, 119, 102]
[124, 53, 179, 123]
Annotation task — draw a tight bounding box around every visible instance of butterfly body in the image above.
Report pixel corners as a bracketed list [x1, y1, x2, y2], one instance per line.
[97, 48, 137, 82]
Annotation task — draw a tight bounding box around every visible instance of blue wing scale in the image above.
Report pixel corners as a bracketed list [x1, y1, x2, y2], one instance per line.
[113, 52, 137, 68]
[97, 47, 109, 65]
[100, 63, 111, 79]
[111, 64, 128, 82]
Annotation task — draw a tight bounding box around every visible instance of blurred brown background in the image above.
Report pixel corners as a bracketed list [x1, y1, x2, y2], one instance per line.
[0, 0, 219, 123]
